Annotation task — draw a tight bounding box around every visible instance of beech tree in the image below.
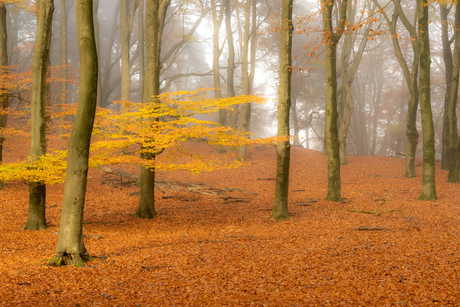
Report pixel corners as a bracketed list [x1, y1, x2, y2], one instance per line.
[321, 0, 347, 201]
[135, 0, 171, 219]
[271, 0, 292, 220]
[417, 0, 436, 200]
[23, 0, 54, 231]
[0, 4, 7, 167]
[49, 0, 98, 266]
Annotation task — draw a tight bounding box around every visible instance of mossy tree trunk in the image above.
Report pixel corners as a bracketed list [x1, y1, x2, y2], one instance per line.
[448, 4, 460, 183]
[271, 0, 292, 221]
[49, 0, 98, 267]
[440, 4, 453, 171]
[321, 0, 347, 202]
[23, 0, 54, 231]
[135, 0, 171, 219]
[0, 4, 8, 168]
[417, 0, 437, 200]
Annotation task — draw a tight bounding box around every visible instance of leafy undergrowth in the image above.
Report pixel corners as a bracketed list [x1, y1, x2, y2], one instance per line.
[1, 139, 460, 306]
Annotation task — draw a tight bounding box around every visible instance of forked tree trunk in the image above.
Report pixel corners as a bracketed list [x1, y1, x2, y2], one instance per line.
[24, 0, 54, 231]
[417, 0, 437, 200]
[271, 0, 292, 220]
[49, 0, 98, 266]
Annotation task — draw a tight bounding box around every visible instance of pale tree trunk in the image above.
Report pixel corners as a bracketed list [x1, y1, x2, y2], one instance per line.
[138, 0, 144, 104]
[441, 4, 453, 170]
[60, 0, 68, 104]
[135, 0, 170, 219]
[374, 0, 419, 178]
[6, 6, 18, 67]
[417, 0, 436, 200]
[321, 0, 347, 202]
[271, 0, 292, 220]
[239, 0, 252, 160]
[448, 4, 460, 183]
[23, 0, 54, 231]
[0, 4, 8, 166]
[93, 0, 102, 106]
[337, 1, 372, 165]
[49, 0, 98, 266]
[211, 0, 223, 103]
[120, 0, 131, 103]
[225, 0, 237, 129]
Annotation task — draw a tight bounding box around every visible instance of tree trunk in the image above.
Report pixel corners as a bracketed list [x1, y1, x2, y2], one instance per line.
[120, 0, 131, 103]
[271, 0, 292, 221]
[0, 4, 8, 167]
[441, 4, 453, 170]
[417, 0, 437, 200]
[448, 4, 460, 183]
[138, 0, 144, 104]
[211, 0, 223, 103]
[321, 0, 347, 202]
[60, 0, 68, 104]
[135, 0, 171, 219]
[224, 0, 235, 127]
[239, 0, 252, 160]
[93, 0, 102, 107]
[49, 0, 98, 266]
[24, 0, 54, 231]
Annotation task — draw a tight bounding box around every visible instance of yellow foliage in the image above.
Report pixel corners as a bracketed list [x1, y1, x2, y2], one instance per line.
[0, 89, 288, 184]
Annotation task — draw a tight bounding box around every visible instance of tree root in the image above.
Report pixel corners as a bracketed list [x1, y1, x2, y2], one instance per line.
[48, 253, 93, 267]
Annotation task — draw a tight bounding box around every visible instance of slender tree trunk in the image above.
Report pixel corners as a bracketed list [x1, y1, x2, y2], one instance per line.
[24, 0, 54, 231]
[49, 0, 98, 266]
[239, 0, 252, 160]
[441, 5, 453, 170]
[0, 4, 8, 167]
[60, 0, 68, 104]
[321, 0, 346, 201]
[448, 4, 460, 183]
[93, 0, 102, 107]
[138, 0, 144, 104]
[271, 0, 292, 220]
[417, 0, 436, 200]
[211, 0, 223, 102]
[135, 0, 171, 219]
[120, 0, 131, 103]
[225, 0, 237, 129]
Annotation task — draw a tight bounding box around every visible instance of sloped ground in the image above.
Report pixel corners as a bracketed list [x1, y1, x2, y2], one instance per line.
[1, 140, 460, 306]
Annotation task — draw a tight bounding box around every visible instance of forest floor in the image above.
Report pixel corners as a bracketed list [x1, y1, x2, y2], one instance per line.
[1, 139, 460, 306]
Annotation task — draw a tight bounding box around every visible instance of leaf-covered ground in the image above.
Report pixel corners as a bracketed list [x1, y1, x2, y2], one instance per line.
[1, 141, 460, 306]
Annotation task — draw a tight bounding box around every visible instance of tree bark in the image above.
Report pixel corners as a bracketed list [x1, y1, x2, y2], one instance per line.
[0, 4, 8, 167]
[135, 0, 171, 219]
[49, 0, 98, 266]
[441, 4, 453, 170]
[417, 0, 436, 200]
[239, 0, 252, 160]
[120, 0, 131, 103]
[225, 0, 238, 129]
[448, 4, 460, 183]
[211, 0, 223, 104]
[271, 0, 292, 220]
[321, 0, 347, 201]
[24, 0, 54, 231]
[138, 0, 144, 104]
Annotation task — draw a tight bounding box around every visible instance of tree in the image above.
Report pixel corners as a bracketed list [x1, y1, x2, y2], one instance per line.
[321, 0, 347, 201]
[448, 3, 460, 183]
[0, 4, 8, 167]
[23, 0, 54, 231]
[417, 0, 436, 200]
[271, 0, 292, 220]
[135, 0, 171, 219]
[374, 0, 419, 178]
[49, 0, 98, 266]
